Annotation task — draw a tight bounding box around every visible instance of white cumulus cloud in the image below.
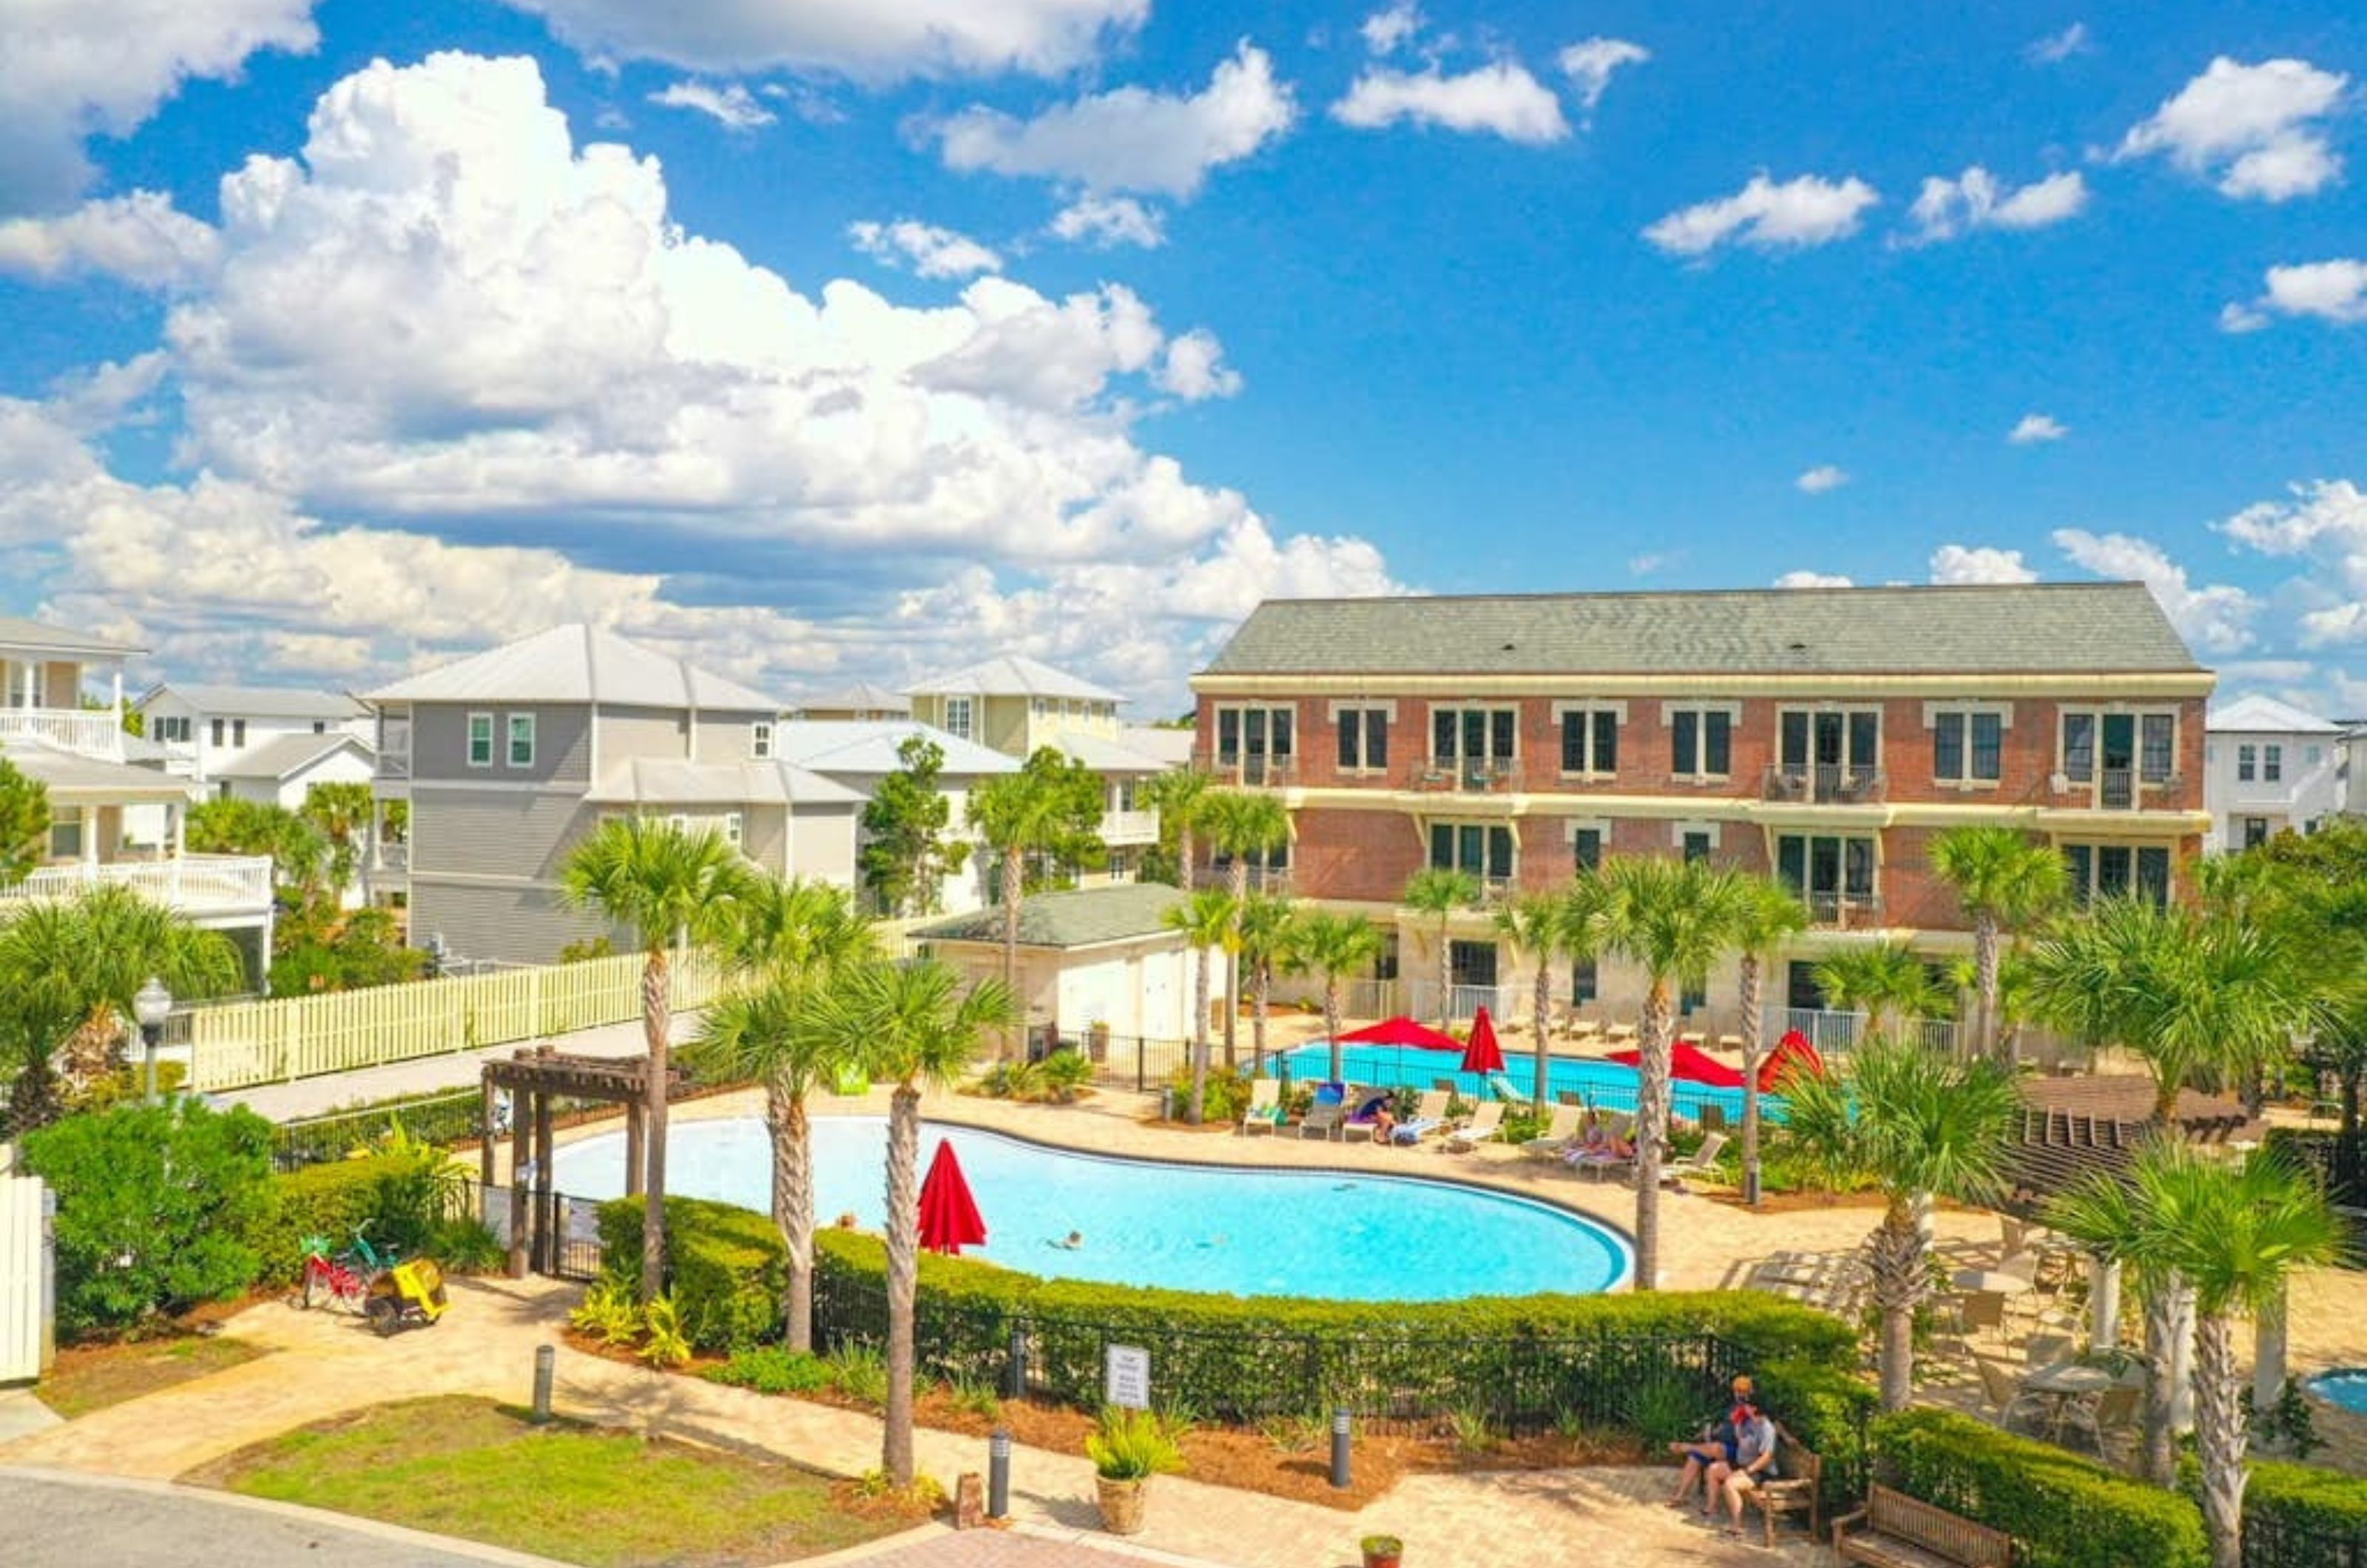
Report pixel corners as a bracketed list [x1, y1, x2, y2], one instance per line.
[0, 0, 320, 214]
[2008, 413, 2069, 445]
[1929, 545, 2039, 584]
[2028, 23, 2091, 64]
[647, 81, 774, 129]
[1332, 60, 1570, 144]
[847, 218, 1002, 278]
[935, 42, 1294, 197]
[1644, 173, 1878, 257]
[1360, 2, 1422, 55]
[1904, 168, 2087, 243]
[1049, 193, 1165, 249]
[1795, 464, 1850, 493]
[1156, 329, 1241, 401]
[2116, 56, 2349, 202]
[2051, 527, 2254, 652]
[493, 0, 1146, 81]
[0, 191, 220, 288]
[1556, 38, 1649, 118]
[2222, 259, 2367, 330]
[1775, 570, 1852, 588]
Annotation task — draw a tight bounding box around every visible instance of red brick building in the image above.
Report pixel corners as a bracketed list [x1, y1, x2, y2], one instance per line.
[1188, 583, 2212, 1033]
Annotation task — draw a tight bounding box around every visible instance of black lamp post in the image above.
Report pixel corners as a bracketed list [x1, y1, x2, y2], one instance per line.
[133, 976, 172, 1105]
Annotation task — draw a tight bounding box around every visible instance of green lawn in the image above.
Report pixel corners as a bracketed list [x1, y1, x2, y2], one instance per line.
[206, 1394, 908, 1567]
[39, 1335, 267, 1419]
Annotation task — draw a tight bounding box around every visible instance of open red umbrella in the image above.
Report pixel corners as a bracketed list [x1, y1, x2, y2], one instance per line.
[1338, 1015, 1465, 1052]
[916, 1140, 987, 1256]
[1757, 1030, 1825, 1093]
[1607, 1041, 1748, 1089]
[1460, 1006, 1507, 1075]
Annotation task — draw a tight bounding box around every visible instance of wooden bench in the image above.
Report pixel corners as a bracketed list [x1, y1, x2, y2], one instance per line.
[1832, 1484, 2013, 1567]
[1740, 1424, 1820, 1547]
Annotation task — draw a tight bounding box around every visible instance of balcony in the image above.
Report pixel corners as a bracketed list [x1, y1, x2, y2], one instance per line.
[2099, 768, 2134, 810]
[1192, 751, 1296, 788]
[0, 854, 275, 915]
[0, 708, 123, 761]
[1195, 863, 1293, 896]
[1800, 891, 1883, 929]
[1101, 808, 1161, 846]
[1762, 765, 1886, 805]
[1411, 758, 1522, 794]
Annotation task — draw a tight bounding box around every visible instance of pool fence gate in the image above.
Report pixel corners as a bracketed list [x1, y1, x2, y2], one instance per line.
[0, 1166, 55, 1384]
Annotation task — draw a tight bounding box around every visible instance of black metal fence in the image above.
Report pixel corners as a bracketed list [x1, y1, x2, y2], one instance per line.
[1026, 1027, 1194, 1094]
[270, 1088, 490, 1171]
[479, 1181, 606, 1280]
[2243, 1509, 2367, 1568]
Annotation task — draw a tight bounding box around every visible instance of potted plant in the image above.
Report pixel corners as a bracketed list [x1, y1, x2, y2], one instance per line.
[1087, 1019, 1111, 1062]
[1084, 1407, 1184, 1535]
[1361, 1534, 1404, 1568]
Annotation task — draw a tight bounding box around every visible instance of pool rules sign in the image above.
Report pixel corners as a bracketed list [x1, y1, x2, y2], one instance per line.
[1105, 1344, 1150, 1410]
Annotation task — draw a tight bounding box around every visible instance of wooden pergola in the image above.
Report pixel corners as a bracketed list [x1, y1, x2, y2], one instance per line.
[481, 1045, 681, 1277]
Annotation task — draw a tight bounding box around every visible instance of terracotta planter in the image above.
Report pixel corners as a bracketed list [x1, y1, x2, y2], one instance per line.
[1363, 1550, 1402, 1568]
[1096, 1475, 1147, 1535]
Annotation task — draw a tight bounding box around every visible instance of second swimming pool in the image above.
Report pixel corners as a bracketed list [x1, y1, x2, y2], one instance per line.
[1272, 1040, 1787, 1123]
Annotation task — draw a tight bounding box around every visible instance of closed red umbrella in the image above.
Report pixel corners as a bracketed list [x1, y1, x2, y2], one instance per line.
[1460, 1006, 1507, 1075]
[1338, 1015, 1465, 1052]
[916, 1140, 987, 1256]
[1607, 1041, 1748, 1089]
[1757, 1030, 1825, 1093]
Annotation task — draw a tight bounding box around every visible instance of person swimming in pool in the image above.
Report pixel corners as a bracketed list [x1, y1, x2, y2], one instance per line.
[1053, 1231, 1084, 1249]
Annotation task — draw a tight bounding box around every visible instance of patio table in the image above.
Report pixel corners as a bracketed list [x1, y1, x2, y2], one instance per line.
[1953, 1268, 2034, 1295]
[2021, 1361, 2114, 1440]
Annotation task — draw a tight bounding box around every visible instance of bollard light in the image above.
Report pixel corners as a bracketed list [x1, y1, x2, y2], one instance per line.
[988, 1427, 1011, 1518]
[1329, 1407, 1352, 1490]
[532, 1343, 556, 1425]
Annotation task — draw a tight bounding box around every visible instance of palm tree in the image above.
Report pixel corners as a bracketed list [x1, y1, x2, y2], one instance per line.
[1929, 825, 2065, 1062]
[1235, 893, 1298, 1076]
[1730, 874, 1809, 1205]
[1494, 893, 1567, 1105]
[1201, 789, 1291, 1068]
[968, 767, 1070, 1058]
[1289, 913, 1384, 1082]
[0, 885, 244, 1132]
[1163, 888, 1239, 1123]
[695, 876, 877, 1351]
[1781, 1035, 2022, 1409]
[1402, 866, 1482, 1027]
[797, 959, 1016, 1489]
[1144, 768, 1213, 891]
[1593, 855, 1746, 1291]
[1812, 941, 1945, 1042]
[559, 818, 754, 1303]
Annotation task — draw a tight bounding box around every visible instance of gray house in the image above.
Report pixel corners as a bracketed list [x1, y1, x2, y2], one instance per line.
[367, 624, 848, 964]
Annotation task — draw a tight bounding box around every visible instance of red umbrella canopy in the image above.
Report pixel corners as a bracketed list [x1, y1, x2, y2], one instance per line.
[1460, 1006, 1507, 1075]
[1338, 1015, 1465, 1051]
[917, 1141, 987, 1257]
[1757, 1030, 1826, 1093]
[1606, 1041, 1748, 1089]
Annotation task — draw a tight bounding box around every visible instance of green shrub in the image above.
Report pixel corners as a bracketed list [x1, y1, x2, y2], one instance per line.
[1086, 1407, 1184, 1480]
[825, 1343, 889, 1408]
[2246, 1460, 2367, 1552]
[1166, 1065, 1252, 1123]
[244, 1158, 386, 1284]
[595, 1194, 784, 1352]
[21, 1101, 276, 1335]
[242, 1141, 475, 1285]
[706, 1345, 834, 1394]
[1872, 1408, 2208, 1568]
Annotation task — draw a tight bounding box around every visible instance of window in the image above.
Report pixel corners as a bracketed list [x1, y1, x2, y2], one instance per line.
[466, 712, 494, 767]
[1558, 709, 1618, 775]
[2061, 713, 2096, 782]
[232, 719, 246, 748]
[152, 715, 190, 743]
[750, 721, 773, 759]
[312, 720, 326, 734]
[209, 717, 224, 748]
[2238, 744, 2257, 782]
[2243, 817, 2270, 851]
[1431, 706, 1517, 781]
[945, 697, 973, 740]
[1669, 706, 1733, 777]
[1931, 711, 2003, 784]
[1572, 826, 1603, 872]
[507, 713, 535, 768]
[2263, 744, 2283, 783]
[723, 811, 743, 849]
[1682, 831, 1712, 865]
[2141, 714, 2175, 783]
[2063, 710, 2174, 793]
[1215, 704, 1295, 783]
[1778, 709, 1880, 788]
[1428, 822, 1513, 882]
[1334, 707, 1390, 772]
[2306, 745, 2323, 767]
[48, 812, 81, 860]
[1775, 834, 1877, 918]
[2062, 843, 2172, 907]
[1570, 958, 1599, 1004]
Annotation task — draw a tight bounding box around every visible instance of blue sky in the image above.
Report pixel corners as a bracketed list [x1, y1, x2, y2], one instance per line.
[0, 0, 2362, 714]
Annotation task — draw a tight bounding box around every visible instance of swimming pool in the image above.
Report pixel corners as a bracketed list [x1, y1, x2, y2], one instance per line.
[549, 1115, 1632, 1301]
[1273, 1041, 1787, 1124]
[2307, 1368, 2367, 1416]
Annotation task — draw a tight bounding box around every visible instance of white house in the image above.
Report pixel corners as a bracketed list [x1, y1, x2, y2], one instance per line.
[773, 720, 1019, 917]
[135, 683, 374, 794]
[2204, 694, 2346, 852]
[909, 883, 1229, 1044]
[212, 731, 378, 811]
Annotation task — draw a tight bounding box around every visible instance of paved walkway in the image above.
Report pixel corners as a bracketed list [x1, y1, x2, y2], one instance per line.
[218, 1015, 681, 1122]
[0, 1274, 1820, 1567]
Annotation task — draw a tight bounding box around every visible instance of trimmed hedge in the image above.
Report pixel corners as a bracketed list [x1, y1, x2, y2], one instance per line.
[597, 1194, 786, 1353]
[2246, 1461, 2367, 1564]
[241, 1150, 493, 1285]
[1872, 1408, 2209, 1568]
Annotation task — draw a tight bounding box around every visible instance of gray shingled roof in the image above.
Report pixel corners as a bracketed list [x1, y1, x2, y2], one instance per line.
[912, 883, 1187, 949]
[1200, 583, 2204, 678]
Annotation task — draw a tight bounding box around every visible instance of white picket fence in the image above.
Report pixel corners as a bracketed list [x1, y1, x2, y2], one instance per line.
[185, 951, 725, 1092]
[0, 1173, 53, 1383]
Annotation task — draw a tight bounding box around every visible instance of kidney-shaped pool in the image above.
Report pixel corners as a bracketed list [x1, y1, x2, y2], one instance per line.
[550, 1116, 1632, 1302]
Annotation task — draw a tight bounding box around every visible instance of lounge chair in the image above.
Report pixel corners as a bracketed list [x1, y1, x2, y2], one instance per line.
[1663, 1130, 1729, 1186]
[1445, 1101, 1506, 1152]
[1238, 1077, 1283, 1135]
[1298, 1082, 1350, 1140]
[1568, 1115, 1638, 1182]
[1391, 1089, 1454, 1144]
[1342, 1089, 1396, 1143]
[1519, 1103, 1584, 1159]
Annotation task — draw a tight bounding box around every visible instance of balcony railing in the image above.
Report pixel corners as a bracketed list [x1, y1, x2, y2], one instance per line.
[0, 854, 274, 913]
[0, 708, 123, 760]
[1800, 891, 1883, 929]
[1411, 758, 1522, 793]
[2099, 767, 2135, 809]
[1195, 864, 1293, 896]
[1100, 808, 1160, 846]
[1192, 751, 1297, 787]
[1762, 765, 1886, 805]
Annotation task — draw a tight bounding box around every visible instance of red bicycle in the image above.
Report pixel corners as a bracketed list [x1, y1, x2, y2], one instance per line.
[294, 1230, 379, 1314]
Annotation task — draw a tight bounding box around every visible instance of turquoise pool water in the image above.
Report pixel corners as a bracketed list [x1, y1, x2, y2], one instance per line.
[549, 1116, 1632, 1301]
[2308, 1368, 2367, 1416]
[1275, 1041, 1787, 1124]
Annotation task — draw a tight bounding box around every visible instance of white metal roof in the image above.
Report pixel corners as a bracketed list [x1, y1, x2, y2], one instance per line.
[137, 682, 368, 720]
[1056, 731, 1174, 774]
[213, 732, 374, 781]
[366, 624, 779, 712]
[2206, 693, 2340, 735]
[0, 616, 141, 662]
[1121, 725, 1195, 768]
[583, 756, 868, 809]
[0, 738, 192, 801]
[790, 680, 911, 715]
[774, 720, 1020, 778]
[902, 654, 1127, 704]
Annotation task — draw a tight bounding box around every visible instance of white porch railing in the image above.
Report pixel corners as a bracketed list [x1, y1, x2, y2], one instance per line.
[0, 854, 274, 913]
[1762, 1007, 1962, 1056]
[1101, 809, 1160, 845]
[0, 709, 121, 760]
[1408, 981, 1521, 1024]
